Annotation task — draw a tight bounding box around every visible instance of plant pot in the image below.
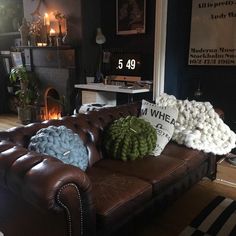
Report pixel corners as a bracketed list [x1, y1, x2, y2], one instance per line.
[17, 106, 33, 125]
[20, 80, 29, 91]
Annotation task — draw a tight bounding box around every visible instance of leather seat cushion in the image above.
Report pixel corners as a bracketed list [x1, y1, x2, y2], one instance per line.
[162, 142, 207, 170]
[86, 167, 152, 228]
[94, 155, 187, 195]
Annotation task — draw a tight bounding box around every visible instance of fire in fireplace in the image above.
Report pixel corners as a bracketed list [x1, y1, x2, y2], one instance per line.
[41, 88, 62, 120]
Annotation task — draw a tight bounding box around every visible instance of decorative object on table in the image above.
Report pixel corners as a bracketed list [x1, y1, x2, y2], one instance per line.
[49, 28, 56, 46]
[95, 27, 106, 83]
[104, 116, 157, 161]
[179, 196, 236, 236]
[194, 79, 203, 100]
[62, 27, 70, 45]
[43, 13, 50, 45]
[28, 18, 43, 46]
[28, 125, 89, 171]
[140, 99, 178, 156]
[155, 93, 236, 155]
[116, 0, 146, 35]
[19, 18, 29, 46]
[9, 66, 39, 124]
[54, 11, 66, 46]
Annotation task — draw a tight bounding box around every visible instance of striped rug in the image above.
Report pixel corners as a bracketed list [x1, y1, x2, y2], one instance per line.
[179, 196, 236, 236]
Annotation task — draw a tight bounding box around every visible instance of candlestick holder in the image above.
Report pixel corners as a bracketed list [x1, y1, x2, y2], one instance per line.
[46, 33, 50, 45]
[49, 36, 56, 46]
[56, 22, 63, 46]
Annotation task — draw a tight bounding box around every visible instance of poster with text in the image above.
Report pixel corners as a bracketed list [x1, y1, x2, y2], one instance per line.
[189, 0, 236, 66]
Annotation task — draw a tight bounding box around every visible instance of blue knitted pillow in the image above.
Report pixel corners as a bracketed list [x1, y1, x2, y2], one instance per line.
[28, 125, 88, 171]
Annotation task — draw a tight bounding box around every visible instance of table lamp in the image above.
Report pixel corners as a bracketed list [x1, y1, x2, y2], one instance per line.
[95, 28, 106, 83]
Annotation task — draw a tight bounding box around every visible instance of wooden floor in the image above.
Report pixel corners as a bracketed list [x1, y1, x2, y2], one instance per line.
[0, 113, 21, 131]
[0, 114, 236, 235]
[133, 179, 236, 236]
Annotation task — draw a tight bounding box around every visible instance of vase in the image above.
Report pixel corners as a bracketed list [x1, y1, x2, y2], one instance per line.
[30, 35, 40, 46]
[62, 32, 71, 45]
[95, 71, 103, 83]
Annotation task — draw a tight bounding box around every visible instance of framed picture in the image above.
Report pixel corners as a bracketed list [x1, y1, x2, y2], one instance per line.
[0, 51, 12, 74]
[11, 52, 23, 67]
[116, 0, 146, 35]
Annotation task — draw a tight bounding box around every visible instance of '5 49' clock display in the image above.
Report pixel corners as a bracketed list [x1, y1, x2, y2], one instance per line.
[111, 53, 142, 76]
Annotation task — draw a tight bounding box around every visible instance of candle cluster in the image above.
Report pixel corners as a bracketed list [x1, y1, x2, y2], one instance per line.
[41, 11, 66, 46]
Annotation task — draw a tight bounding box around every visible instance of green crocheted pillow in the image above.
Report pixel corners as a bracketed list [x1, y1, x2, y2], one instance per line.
[104, 116, 157, 161]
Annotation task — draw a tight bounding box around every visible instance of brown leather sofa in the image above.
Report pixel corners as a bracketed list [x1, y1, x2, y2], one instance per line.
[0, 102, 216, 236]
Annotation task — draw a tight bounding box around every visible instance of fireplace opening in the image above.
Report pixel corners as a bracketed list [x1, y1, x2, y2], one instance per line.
[42, 88, 62, 120]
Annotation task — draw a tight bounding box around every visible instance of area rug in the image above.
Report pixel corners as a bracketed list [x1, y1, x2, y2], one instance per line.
[179, 196, 236, 236]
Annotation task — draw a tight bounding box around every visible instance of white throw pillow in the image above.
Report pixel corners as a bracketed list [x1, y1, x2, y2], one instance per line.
[140, 100, 178, 156]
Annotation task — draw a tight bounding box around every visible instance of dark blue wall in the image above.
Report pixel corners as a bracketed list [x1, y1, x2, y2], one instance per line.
[165, 0, 192, 98]
[165, 0, 236, 124]
[100, 0, 155, 81]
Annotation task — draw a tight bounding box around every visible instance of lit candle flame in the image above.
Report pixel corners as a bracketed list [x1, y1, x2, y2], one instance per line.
[44, 13, 50, 26]
[49, 28, 56, 36]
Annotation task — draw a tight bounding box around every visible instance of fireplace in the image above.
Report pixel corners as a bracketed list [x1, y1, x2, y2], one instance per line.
[23, 46, 76, 120]
[41, 88, 62, 120]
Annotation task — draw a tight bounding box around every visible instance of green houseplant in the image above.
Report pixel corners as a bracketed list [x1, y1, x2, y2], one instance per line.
[9, 66, 39, 124]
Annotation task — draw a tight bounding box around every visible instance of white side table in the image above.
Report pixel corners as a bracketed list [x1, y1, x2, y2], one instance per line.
[75, 83, 151, 105]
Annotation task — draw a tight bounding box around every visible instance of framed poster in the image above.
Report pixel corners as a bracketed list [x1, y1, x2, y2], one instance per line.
[116, 0, 146, 35]
[189, 0, 236, 66]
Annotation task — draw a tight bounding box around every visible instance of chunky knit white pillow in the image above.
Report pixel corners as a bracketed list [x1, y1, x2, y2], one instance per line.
[155, 94, 236, 155]
[140, 100, 178, 156]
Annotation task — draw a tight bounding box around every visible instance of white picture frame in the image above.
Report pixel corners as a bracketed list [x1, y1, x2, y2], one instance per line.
[11, 52, 23, 67]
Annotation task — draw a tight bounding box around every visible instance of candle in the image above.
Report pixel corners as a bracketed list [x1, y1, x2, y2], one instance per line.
[44, 13, 50, 26]
[49, 28, 56, 36]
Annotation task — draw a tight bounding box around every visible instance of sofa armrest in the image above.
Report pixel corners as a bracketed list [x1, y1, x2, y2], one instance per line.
[0, 140, 95, 236]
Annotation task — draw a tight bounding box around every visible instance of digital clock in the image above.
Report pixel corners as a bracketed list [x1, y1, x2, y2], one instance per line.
[110, 53, 142, 76]
[116, 58, 139, 70]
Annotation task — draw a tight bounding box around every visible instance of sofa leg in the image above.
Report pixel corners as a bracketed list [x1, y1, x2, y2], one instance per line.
[207, 153, 217, 180]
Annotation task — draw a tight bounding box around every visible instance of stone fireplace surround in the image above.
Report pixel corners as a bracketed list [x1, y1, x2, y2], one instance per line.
[23, 46, 76, 118]
[35, 67, 75, 117]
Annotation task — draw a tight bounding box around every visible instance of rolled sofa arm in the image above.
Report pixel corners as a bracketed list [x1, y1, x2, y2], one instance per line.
[0, 140, 95, 236]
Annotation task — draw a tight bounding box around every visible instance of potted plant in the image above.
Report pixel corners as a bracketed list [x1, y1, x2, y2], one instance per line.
[9, 66, 39, 124]
[9, 66, 29, 90]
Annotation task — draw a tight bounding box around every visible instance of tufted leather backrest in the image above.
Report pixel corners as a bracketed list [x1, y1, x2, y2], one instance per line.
[0, 102, 141, 167]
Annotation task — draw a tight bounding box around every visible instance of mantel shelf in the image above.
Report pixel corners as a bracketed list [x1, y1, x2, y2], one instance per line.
[16, 45, 73, 50]
[0, 32, 20, 37]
